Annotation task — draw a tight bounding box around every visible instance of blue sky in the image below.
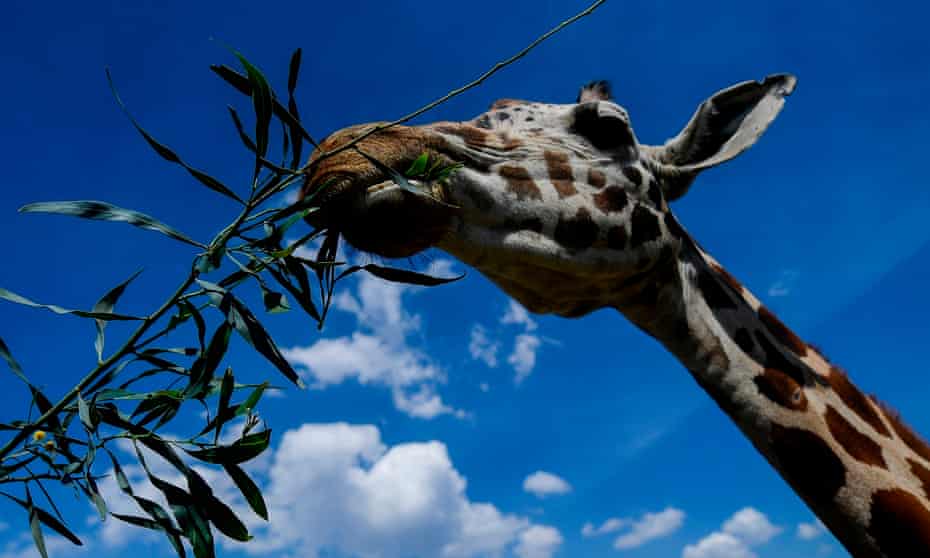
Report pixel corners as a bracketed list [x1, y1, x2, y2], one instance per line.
[2, 1, 930, 557]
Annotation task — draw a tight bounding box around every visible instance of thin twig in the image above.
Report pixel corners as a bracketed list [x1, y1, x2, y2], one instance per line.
[301, 0, 608, 170]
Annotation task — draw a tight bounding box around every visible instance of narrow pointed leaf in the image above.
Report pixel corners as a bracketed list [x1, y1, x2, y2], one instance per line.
[405, 152, 429, 177]
[235, 382, 267, 417]
[218, 294, 304, 387]
[106, 69, 244, 204]
[224, 463, 268, 520]
[93, 269, 143, 361]
[0, 336, 30, 385]
[1, 492, 83, 547]
[286, 48, 304, 168]
[0, 286, 143, 321]
[210, 64, 317, 147]
[184, 429, 271, 465]
[215, 368, 235, 443]
[20, 200, 203, 248]
[363, 264, 465, 286]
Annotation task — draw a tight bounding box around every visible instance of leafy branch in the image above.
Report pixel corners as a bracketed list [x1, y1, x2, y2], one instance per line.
[0, 1, 608, 557]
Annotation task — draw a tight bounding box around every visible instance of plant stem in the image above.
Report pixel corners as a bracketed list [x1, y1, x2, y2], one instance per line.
[0, 270, 198, 461]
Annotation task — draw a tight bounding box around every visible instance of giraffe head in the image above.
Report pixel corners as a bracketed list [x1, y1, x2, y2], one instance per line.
[302, 75, 796, 316]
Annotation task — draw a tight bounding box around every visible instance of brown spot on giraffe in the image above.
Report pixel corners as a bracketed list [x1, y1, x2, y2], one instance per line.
[753, 368, 807, 411]
[554, 208, 598, 251]
[544, 150, 577, 198]
[593, 186, 629, 214]
[875, 399, 930, 462]
[908, 458, 930, 501]
[824, 405, 886, 468]
[434, 123, 492, 149]
[499, 165, 541, 201]
[868, 489, 930, 557]
[770, 424, 846, 505]
[757, 306, 808, 357]
[587, 168, 607, 189]
[827, 367, 892, 438]
[498, 132, 523, 151]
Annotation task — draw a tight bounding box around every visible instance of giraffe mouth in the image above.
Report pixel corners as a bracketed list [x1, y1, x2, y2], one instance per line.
[307, 175, 459, 259]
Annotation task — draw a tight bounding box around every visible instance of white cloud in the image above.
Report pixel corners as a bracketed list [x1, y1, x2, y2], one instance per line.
[682, 532, 756, 558]
[613, 507, 685, 550]
[767, 269, 799, 297]
[682, 508, 782, 558]
[522, 471, 572, 498]
[515, 525, 563, 558]
[89, 423, 559, 558]
[581, 517, 627, 537]
[283, 259, 464, 419]
[501, 300, 537, 331]
[721, 507, 781, 546]
[469, 324, 499, 367]
[479, 382, 490, 392]
[509, 334, 541, 384]
[797, 519, 825, 540]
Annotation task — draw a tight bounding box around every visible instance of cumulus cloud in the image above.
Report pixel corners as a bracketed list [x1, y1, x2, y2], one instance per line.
[501, 300, 538, 331]
[682, 507, 782, 558]
[469, 324, 499, 367]
[283, 259, 464, 419]
[797, 519, 825, 540]
[612, 507, 685, 550]
[581, 517, 627, 538]
[89, 423, 561, 558]
[515, 525, 563, 558]
[509, 334, 541, 384]
[522, 471, 572, 498]
[721, 507, 781, 546]
[682, 532, 755, 558]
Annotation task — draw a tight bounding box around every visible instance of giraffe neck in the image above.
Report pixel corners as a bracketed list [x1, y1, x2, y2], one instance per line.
[612, 226, 930, 558]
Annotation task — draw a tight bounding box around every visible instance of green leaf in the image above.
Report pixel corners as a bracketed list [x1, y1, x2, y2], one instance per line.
[21, 200, 204, 248]
[177, 301, 206, 353]
[1, 491, 83, 548]
[93, 269, 143, 361]
[203, 493, 251, 542]
[30, 503, 48, 558]
[342, 264, 465, 287]
[286, 48, 304, 168]
[266, 264, 320, 323]
[0, 336, 30, 385]
[185, 429, 271, 465]
[261, 287, 290, 314]
[184, 323, 232, 400]
[235, 382, 267, 417]
[229, 50, 272, 182]
[106, 69, 244, 205]
[210, 64, 317, 148]
[77, 394, 99, 433]
[0, 286, 144, 321]
[218, 294, 304, 388]
[215, 368, 235, 443]
[405, 152, 429, 177]
[133, 444, 213, 558]
[224, 463, 268, 520]
[226, 105, 257, 153]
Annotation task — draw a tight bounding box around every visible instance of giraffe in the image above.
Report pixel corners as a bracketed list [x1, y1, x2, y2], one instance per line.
[299, 74, 930, 557]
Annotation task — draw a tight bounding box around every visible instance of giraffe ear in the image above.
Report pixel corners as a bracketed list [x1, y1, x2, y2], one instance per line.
[649, 74, 797, 201]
